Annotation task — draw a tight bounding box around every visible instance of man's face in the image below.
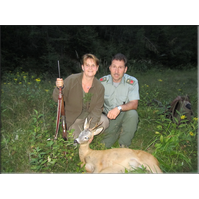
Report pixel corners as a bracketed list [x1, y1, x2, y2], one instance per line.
[109, 60, 127, 83]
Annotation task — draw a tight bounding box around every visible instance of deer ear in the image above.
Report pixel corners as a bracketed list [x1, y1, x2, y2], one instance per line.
[93, 127, 103, 136]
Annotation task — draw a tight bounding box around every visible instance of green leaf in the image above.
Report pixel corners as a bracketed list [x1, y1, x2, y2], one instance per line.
[33, 118, 37, 123]
[174, 117, 179, 123]
[41, 159, 48, 165]
[36, 147, 42, 152]
[178, 124, 187, 128]
[155, 143, 162, 148]
[160, 135, 164, 143]
[30, 158, 38, 164]
[40, 152, 47, 155]
[50, 159, 57, 165]
[38, 114, 44, 119]
[157, 125, 162, 130]
[31, 166, 38, 170]
[47, 140, 54, 147]
[34, 109, 38, 115]
[165, 137, 171, 143]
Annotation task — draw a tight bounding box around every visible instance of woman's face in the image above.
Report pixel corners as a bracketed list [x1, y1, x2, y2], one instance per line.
[82, 58, 98, 77]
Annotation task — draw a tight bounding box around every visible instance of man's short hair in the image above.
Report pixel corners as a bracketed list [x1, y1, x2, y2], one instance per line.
[82, 53, 99, 66]
[112, 53, 127, 66]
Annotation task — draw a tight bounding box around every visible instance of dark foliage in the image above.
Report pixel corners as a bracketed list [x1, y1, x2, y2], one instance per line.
[1, 25, 197, 77]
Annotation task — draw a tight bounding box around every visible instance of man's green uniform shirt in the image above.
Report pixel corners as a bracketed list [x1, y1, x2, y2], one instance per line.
[100, 74, 140, 114]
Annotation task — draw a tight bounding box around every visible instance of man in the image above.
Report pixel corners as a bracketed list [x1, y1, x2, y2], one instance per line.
[99, 53, 139, 148]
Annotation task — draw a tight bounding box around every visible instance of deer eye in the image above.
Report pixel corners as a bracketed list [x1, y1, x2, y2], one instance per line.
[84, 136, 89, 140]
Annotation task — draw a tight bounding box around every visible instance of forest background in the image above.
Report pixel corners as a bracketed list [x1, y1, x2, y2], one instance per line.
[1, 25, 197, 76]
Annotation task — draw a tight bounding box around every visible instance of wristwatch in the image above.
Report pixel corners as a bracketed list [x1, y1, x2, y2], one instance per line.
[117, 106, 122, 112]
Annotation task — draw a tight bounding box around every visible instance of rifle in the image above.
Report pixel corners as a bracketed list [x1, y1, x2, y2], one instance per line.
[54, 60, 67, 141]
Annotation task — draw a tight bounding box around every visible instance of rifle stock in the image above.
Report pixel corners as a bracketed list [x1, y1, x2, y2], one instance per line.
[61, 93, 67, 141]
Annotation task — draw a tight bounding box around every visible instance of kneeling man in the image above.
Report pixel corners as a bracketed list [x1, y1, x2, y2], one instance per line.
[100, 53, 139, 148]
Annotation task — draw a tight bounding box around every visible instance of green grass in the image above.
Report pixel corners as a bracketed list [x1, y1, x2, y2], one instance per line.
[1, 67, 198, 173]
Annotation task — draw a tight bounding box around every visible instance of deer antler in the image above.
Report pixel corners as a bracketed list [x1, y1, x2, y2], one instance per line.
[90, 121, 103, 131]
[85, 118, 103, 131]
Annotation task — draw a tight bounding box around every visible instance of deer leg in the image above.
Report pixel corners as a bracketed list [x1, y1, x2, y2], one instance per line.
[129, 159, 163, 173]
[85, 163, 95, 173]
[129, 158, 142, 170]
[99, 165, 125, 173]
[145, 164, 163, 174]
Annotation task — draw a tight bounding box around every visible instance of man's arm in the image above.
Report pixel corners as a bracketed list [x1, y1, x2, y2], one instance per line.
[107, 100, 138, 120]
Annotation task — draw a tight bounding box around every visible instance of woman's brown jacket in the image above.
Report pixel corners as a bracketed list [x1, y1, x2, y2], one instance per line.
[52, 73, 104, 128]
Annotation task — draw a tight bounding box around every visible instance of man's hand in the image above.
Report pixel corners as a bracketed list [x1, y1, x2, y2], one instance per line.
[107, 100, 138, 120]
[107, 107, 120, 120]
[56, 78, 64, 88]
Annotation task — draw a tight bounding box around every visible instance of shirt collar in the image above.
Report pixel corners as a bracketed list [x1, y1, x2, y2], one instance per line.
[108, 74, 125, 85]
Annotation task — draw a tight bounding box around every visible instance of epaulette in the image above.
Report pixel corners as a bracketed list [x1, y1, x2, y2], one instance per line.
[126, 78, 135, 85]
[99, 77, 107, 82]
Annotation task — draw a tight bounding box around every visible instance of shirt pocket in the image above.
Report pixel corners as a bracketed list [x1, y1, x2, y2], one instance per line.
[116, 95, 128, 106]
[104, 94, 111, 107]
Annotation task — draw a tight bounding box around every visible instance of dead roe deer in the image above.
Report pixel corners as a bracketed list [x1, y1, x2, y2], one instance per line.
[74, 118, 163, 174]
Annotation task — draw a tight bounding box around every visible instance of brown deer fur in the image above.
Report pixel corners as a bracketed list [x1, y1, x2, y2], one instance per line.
[74, 118, 163, 174]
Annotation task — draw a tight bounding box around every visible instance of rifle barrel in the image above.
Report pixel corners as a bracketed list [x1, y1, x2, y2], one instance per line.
[58, 60, 60, 78]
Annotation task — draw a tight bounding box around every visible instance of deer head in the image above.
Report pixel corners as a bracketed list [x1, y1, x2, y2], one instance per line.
[74, 118, 103, 145]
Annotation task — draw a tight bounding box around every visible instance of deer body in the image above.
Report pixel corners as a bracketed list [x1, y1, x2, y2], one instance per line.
[75, 119, 162, 174]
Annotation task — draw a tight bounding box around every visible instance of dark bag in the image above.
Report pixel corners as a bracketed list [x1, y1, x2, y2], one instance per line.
[168, 95, 193, 123]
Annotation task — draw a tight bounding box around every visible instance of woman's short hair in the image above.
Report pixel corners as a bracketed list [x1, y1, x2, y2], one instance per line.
[82, 53, 99, 66]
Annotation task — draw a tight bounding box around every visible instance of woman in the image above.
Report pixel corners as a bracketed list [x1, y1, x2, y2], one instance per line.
[52, 53, 109, 139]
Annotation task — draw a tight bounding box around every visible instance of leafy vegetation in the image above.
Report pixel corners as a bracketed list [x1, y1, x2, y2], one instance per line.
[1, 66, 198, 173]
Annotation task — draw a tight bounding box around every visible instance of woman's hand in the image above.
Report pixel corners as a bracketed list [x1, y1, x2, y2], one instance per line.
[56, 78, 64, 88]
